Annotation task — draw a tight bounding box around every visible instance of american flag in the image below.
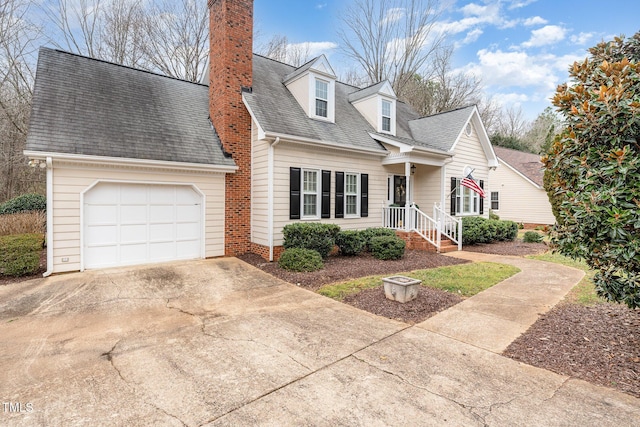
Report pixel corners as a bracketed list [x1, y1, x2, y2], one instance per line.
[460, 173, 485, 198]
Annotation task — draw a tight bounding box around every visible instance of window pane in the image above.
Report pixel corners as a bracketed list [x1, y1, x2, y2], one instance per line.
[382, 100, 391, 116]
[346, 195, 357, 215]
[346, 174, 357, 193]
[303, 195, 317, 216]
[382, 116, 391, 132]
[315, 80, 328, 100]
[303, 170, 317, 192]
[315, 99, 327, 117]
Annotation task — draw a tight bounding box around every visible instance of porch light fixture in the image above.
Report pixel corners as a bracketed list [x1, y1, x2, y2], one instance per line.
[411, 164, 416, 175]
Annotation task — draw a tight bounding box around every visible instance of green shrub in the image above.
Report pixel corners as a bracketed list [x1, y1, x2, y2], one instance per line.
[523, 231, 544, 243]
[282, 223, 340, 258]
[369, 235, 405, 260]
[462, 217, 518, 245]
[361, 227, 396, 247]
[494, 220, 518, 241]
[335, 230, 365, 256]
[489, 210, 500, 220]
[0, 194, 46, 215]
[0, 233, 44, 277]
[278, 248, 324, 272]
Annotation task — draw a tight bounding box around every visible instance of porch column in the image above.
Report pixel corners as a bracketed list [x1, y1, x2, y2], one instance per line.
[405, 162, 411, 231]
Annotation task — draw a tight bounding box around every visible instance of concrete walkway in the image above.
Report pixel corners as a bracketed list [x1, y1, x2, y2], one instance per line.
[421, 251, 586, 352]
[1, 256, 638, 426]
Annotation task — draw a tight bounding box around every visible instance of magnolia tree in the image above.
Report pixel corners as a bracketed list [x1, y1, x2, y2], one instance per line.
[543, 32, 640, 308]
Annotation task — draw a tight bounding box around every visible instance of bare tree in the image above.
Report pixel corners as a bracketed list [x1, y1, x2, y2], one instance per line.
[0, 0, 44, 201]
[43, 0, 103, 58]
[337, 0, 445, 98]
[141, 0, 209, 81]
[495, 105, 529, 139]
[99, 0, 147, 68]
[258, 33, 313, 67]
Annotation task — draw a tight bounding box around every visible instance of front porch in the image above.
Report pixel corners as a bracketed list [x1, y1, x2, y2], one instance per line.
[382, 204, 462, 253]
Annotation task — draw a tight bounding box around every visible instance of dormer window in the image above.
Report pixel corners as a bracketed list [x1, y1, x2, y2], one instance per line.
[381, 100, 392, 132]
[315, 79, 329, 118]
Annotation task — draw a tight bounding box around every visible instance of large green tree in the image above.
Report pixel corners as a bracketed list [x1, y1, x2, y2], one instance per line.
[543, 32, 640, 308]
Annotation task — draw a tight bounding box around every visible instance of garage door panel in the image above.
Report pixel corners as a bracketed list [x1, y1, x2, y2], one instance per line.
[84, 183, 203, 269]
[86, 225, 118, 245]
[85, 205, 117, 224]
[176, 205, 200, 222]
[120, 205, 147, 223]
[120, 224, 147, 243]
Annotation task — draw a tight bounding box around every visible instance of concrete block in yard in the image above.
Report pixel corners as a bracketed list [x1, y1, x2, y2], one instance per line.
[383, 276, 421, 303]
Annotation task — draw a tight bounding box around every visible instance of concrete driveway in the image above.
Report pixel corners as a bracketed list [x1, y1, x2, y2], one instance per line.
[1, 258, 638, 426]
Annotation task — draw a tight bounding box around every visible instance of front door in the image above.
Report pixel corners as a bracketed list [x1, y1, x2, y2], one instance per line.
[394, 175, 406, 205]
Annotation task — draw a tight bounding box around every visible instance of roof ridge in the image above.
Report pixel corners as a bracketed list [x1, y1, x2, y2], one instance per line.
[412, 104, 476, 121]
[40, 47, 208, 87]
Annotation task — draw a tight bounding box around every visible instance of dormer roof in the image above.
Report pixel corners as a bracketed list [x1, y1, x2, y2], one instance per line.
[348, 80, 396, 103]
[282, 54, 336, 84]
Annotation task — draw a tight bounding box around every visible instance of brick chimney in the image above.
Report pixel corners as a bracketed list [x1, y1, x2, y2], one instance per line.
[208, 0, 253, 256]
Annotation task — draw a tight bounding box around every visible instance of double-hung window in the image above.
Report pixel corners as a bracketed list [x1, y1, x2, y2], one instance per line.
[345, 173, 359, 216]
[454, 178, 480, 215]
[315, 79, 328, 118]
[491, 191, 499, 211]
[381, 99, 392, 132]
[302, 169, 319, 218]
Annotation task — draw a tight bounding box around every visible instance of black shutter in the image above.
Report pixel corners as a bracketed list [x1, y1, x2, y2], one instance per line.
[321, 170, 331, 218]
[479, 180, 485, 215]
[290, 167, 301, 220]
[335, 171, 344, 218]
[360, 174, 369, 217]
[450, 177, 457, 215]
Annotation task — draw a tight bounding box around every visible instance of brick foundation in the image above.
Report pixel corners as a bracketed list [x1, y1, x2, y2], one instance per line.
[249, 242, 285, 262]
[395, 231, 438, 252]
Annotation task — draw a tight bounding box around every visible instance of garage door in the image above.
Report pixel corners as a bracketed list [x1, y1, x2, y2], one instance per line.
[84, 182, 202, 269]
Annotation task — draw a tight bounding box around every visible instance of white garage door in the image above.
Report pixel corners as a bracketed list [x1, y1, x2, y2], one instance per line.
[84, 182, 202, 269]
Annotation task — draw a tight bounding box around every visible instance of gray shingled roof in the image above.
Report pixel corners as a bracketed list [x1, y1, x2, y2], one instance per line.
[26, 48, 235, 167]
[348, 81, 392, 103]
[408, 105, 476, 152]
[494, 146, 545, 187]
[245, 54, 460, 153]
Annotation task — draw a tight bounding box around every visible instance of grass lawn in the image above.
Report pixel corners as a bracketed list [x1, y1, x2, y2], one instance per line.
[318, 262, 520, 301]
[527, 252, 604, 306]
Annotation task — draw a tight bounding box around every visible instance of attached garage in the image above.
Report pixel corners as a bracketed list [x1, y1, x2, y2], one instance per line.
[83, 182, 204, 269]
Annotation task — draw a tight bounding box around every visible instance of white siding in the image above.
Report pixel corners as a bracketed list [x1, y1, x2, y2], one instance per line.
[51, 161, 226, 273]
[351, 96, 378, 131]
[272, 142, 387, 245]
[446, 123, 490, 218]
[489, 160, 555, 224]
[285, 74, 310, 117]
[412, 165, 441, 214]
[251, 120, 269, 246]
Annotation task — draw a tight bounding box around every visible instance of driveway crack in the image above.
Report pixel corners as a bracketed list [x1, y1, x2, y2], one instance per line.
[101, 340, 188, 427]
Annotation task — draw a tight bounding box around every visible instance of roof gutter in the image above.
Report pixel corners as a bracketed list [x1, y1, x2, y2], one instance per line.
[23, 151, 238, 173]
[264, 132, 388, 156]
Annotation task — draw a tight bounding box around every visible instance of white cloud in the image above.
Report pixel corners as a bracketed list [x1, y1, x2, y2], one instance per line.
[288, 41, 338, 58]
[315, 3, 327, 9]
[522, 16, 547, 26]
[508, 0, 539, 9]
[492, 92, 530, 107]
[382, 7, 405, 25]
[521, 25, 567, 48]
[461, 28, 483, 45]
[570, 32, 594, 45]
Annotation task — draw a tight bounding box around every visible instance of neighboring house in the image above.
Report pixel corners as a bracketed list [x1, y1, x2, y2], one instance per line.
[24, 0, 497, 274]
[489, 146, 555, 226]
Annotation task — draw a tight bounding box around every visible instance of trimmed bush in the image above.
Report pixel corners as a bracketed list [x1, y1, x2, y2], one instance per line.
[282, 223, 340, 259]
[0, 233, 44, 277]
[0, 194, 46, 215]
[523, 231, 544, 243]
[489, 210, 500, 220]
[335, 230, 365, 256]
[462, 217, 519, 245]
[360, 227, 396, 247]
[278, 248, 324, 272]
[369, 235, 405, 260]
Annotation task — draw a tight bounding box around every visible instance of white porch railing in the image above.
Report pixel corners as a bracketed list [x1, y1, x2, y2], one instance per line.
[433, 203, 462, 251]
[382, 204, 461, 252]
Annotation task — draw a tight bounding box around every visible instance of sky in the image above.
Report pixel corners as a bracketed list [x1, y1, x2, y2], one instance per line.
[254, 0, 640, 120]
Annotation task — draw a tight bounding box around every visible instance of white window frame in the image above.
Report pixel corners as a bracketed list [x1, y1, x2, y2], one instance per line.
[455, 178, 480, 216]
[491, 191, 499, 211]
[302, 169, 320, 219]
[315, 79, 328, 118]
[381, 99, 392, 133]
[344, 172, 360, 217]
[378, 96, 396, 135]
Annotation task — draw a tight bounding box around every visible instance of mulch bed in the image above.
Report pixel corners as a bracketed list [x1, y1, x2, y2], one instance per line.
[504, 302, 640, 398]
[0, 248, 46, 286]
[464, 240, 548, 256]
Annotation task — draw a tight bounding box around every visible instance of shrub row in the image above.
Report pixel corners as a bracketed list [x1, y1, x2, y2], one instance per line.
[461, 217, 518, 245]
[0, 211, 46, 236]
[0, 233, 44, 277]
[279, 224, 406, 271]
[0, 194, 46, 215]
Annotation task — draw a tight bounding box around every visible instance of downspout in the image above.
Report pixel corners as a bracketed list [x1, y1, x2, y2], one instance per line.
[43, 157, 53, 277]
[267, 137, 280, 261]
